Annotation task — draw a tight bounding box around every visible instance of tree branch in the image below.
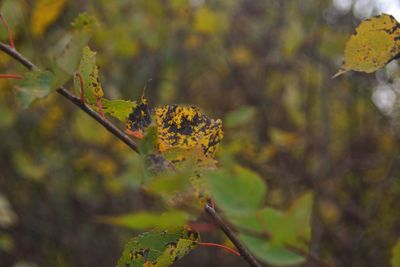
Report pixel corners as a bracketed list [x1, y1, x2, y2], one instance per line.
[0, 40, 265, 267]
[0, 42, 139, 154]
[204, 204, 263, 267]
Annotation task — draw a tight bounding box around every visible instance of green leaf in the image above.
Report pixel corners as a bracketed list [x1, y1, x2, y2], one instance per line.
[71, 12, 97, 30]
[229, 193, 313, 248]
[240, 234, 305, 266]
[75, 46, 97, 95]
[101, 98, 137, 122]
[118, 227, 199, 267]
[51, 13, 97, 88]
[206, 164, 266, 215]
[286, 193, 313, 243]
[98, 210, 189, 230]
[392, 239, 400, 267]
[334, 14, 400, 77]
[15, 70, 54, 108]
[224, 106, 256, 128]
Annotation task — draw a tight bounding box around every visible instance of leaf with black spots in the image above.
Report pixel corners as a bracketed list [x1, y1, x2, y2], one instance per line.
[118, 227, 199, 267]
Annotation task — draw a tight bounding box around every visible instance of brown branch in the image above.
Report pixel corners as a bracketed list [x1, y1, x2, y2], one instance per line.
[204, 204, 263, 267]
[0, 42, 139, 153]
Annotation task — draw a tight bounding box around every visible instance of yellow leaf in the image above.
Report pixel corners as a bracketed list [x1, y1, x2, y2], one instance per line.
[31, 0, 67, 38]
[335, 14, 400, 77]
[155, 105, 223, 158]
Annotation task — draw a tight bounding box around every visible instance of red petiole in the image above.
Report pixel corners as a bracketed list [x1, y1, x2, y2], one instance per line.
[197, 242, 241, 257]
[0, 74, 22, 80]
[0, 14, 15, 49]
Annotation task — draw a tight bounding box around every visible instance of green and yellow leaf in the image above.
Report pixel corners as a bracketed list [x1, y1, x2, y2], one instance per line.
[335, 14, 400, 77]
[118, 227, 199, 267]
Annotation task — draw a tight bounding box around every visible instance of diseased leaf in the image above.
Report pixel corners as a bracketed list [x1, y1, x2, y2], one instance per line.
[206, 164, 266, 215]
[392, 239, 400, 267]
[335, 14, 400, 77]
[31, 0, 67, 38]
[75, 46, 97, 95]
[98, 210, 189, 230]
[118, 227, 199, 267]
[155, 105, 223, 158]
[15, 70, 54, 108]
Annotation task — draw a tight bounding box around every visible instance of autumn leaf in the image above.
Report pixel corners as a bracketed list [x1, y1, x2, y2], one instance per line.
[334, 14, 400, 77]
[155, 105, 223, 158]
[118, 227, 199, 267]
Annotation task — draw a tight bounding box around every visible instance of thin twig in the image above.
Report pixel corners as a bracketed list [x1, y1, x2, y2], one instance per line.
[0, 42, 139, 153]
[204, 204, 262, 267]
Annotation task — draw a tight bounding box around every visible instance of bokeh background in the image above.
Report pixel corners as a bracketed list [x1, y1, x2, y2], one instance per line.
[1, 0, 400, 266]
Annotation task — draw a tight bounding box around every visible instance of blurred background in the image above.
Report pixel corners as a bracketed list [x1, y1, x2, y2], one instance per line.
[1, 0, 400, 266]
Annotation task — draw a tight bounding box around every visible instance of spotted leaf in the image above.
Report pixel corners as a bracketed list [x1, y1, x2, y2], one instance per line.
[118, 227, 199, 267]
[155, 105, 223, 158]
[334, 14, 400, 77]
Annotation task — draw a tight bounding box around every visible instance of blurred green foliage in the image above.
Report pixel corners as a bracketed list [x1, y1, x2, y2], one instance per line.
[0, 0, 400, 267]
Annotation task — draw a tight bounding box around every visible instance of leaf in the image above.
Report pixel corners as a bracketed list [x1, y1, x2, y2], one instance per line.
[98, 210, 189, 230]
[71, 12, 97, 30]
[51, 13, 97, 88]
[31, 0, 67, 38]
[155, 105, 223, 158]
[75, 46, 97, 95]
[392, 239, 400, 267]
[118, 227, 199, 267]
[15, 70, 54, 108]
[335, 14, 400, 77]
[239, 234, 305, 266]
[101, 99, 138, 122]
[224, 106, 256, 128]
[206, 164, 266, 215]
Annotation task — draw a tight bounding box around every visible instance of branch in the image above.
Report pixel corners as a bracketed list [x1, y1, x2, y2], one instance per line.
[0, 42, 139, 154]
[204, 204, 263, 267]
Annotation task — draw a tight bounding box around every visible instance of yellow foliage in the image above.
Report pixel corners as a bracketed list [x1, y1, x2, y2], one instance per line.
[31, 0, 67, 38]
[193, 7, 220, 34]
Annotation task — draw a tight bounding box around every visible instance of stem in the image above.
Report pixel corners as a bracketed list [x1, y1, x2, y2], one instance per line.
[204, 204, 262, 267]
[0, 14, 15, 49]
[0, 41, 139, 154]
[74, 72, 85, 103]
[0, 74, 22, 79]
[198, 242, 241, 257]
[97, 97, 104, 117]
